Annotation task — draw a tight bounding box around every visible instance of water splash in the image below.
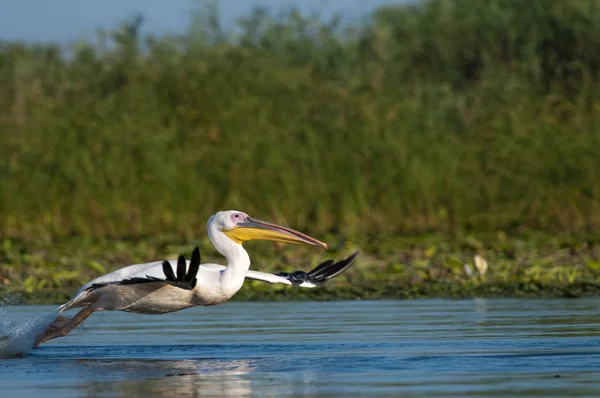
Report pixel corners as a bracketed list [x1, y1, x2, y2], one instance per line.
[0, 294, 58, 357]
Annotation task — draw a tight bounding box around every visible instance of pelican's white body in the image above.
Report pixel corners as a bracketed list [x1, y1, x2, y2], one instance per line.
[59, 212, 300, 315]
[31, 210, 355, 349]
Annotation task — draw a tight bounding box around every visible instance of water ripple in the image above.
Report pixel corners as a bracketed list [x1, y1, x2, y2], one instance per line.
[2, 299, 600, 397]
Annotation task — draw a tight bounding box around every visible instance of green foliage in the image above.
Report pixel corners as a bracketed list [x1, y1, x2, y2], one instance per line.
[1, 0, 600, 301]
[3, 231, 600, 302]
[0, 0, 599, 239]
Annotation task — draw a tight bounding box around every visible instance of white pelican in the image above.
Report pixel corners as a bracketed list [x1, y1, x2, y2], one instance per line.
[34, 210, 358, 347]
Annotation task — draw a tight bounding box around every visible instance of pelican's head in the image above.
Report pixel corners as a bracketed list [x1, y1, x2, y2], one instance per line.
[209, 210, 328, 249]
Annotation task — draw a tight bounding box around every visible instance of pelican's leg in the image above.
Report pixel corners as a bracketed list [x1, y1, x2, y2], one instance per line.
[44, 315, 71, 332]
[34, 306, 95, 347]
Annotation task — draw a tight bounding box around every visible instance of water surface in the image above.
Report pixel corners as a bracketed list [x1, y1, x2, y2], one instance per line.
[1, 299, 600, 397]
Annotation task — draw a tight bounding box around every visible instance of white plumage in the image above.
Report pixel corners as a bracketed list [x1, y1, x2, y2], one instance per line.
[34, 210, 357, 347]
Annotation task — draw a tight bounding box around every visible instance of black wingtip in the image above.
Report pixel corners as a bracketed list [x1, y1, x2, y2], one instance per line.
[186, 246, 201, 285]
[92, 249, 204, 291]
[276, 251, 359, 286]
[176, 255, 187, 282]
[162, 260, 177, 281]
[191, 247, 200, 267]
[346, 251, 360, 263]
[320, 252, 357, 280]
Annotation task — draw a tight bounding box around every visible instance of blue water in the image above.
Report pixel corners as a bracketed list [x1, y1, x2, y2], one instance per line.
[1, 299, 600, 397]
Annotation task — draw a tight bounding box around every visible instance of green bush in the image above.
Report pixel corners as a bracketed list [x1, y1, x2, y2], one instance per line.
[1, 0, 600, 240]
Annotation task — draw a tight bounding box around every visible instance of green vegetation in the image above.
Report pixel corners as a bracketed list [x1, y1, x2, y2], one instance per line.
[1, 0, 600, 301]
[3, 231, 600, 304]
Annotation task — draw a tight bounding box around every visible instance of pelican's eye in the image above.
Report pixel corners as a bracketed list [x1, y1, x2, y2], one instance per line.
[230, 212, 247, 224]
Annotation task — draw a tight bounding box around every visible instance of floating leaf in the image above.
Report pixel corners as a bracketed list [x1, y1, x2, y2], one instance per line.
[474, 255, 488, 276]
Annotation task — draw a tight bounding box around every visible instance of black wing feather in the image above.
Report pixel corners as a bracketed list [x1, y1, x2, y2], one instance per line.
[85, 247, 202, 292]
[162, 260, 177, 281]
[187, 247, 201, 283]
[304, 259, 336, 279]
[275, 251, 359, 286]
[176, 255, 186, 282]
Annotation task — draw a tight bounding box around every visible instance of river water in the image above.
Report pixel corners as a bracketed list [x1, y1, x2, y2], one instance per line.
[1, 299, 600, 397]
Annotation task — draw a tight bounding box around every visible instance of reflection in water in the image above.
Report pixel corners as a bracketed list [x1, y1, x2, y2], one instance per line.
[473, 298, 488, 313]
[80, 359, 255, 397]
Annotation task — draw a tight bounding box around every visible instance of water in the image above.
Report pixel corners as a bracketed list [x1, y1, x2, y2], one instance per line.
[1, 299, 600, 397]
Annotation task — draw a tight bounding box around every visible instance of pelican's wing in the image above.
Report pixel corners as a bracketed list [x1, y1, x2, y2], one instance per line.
[246, 251, 359, 288]
[85, 247, 202, 292]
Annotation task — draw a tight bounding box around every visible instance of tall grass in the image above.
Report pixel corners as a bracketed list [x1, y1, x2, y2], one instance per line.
[1, 0, 600, 240]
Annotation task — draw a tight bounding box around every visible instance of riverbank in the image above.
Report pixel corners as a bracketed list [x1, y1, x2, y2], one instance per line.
[3, 231, 600, 304]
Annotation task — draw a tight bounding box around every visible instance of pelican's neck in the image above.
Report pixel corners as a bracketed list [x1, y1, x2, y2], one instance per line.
[207, 217, 251, 287]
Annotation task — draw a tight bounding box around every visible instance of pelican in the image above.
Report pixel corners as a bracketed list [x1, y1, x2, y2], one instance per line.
[34, 210, 358, 347]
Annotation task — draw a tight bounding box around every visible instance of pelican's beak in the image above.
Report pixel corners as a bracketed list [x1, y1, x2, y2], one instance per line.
[223, 217, 328, 249]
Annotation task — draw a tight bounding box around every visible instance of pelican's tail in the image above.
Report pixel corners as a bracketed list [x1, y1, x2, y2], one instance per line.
[56, 287, 94, 314]
[57, 300, 73, 314]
